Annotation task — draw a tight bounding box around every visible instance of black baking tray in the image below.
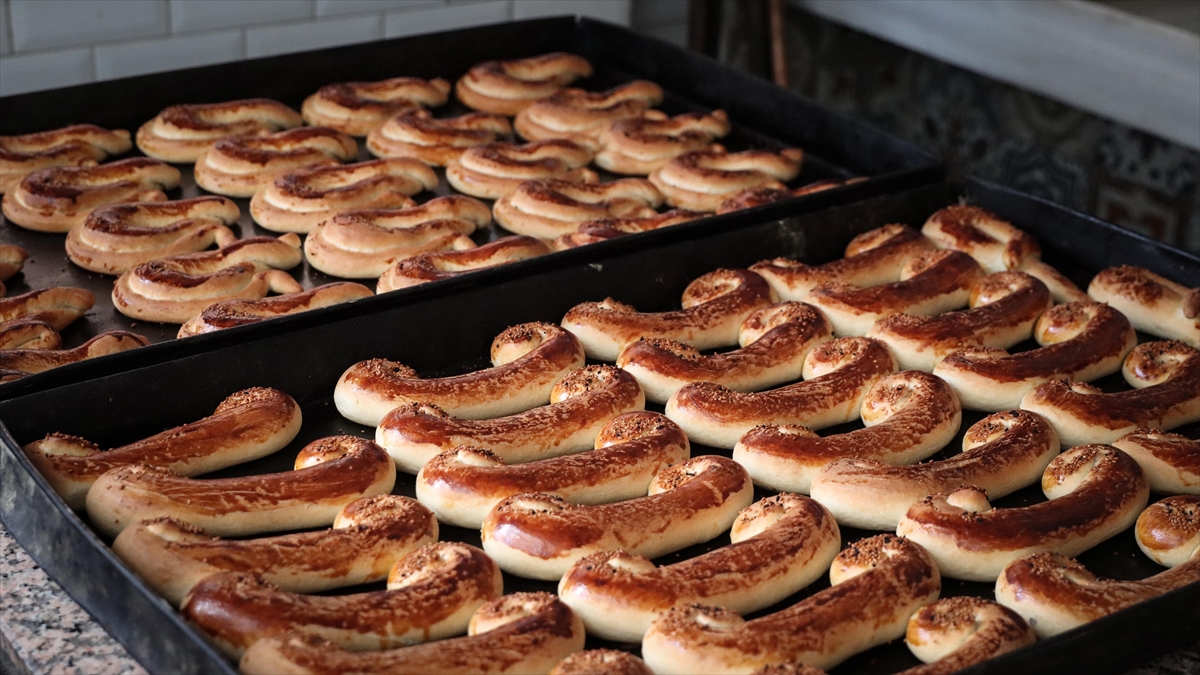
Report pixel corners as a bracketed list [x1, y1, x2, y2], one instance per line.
[2, 178, 1198, 675]
[0, 16, 939, 396]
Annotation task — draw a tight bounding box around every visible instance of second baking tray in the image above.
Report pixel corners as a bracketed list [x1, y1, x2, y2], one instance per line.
[2, 178, 1197, 675]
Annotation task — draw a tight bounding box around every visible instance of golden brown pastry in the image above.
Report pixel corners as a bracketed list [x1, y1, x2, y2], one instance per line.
[377, 235, 550, 292]
[492, 177, 662, 240]
[366, 110, 512, 166]
[0, 319, 59, 350]
[0, 244, 29, 283]
[193, 127, 357, 198]
[714, 177, 866, 214]
[1135, 494, 1200, 567]
[0, 331, 148, 383]
[446, 140, 596, 200]
[898, 597, 1035, 675]
[649, 148, 804, 212]
[595, 111, 731, 175]
[514, 81, 664, 147]
[551, 210, 703, 250]
[137, 98, 303, 163]
[1088, 266, 1199, 347]
[550, 650, 653, 675]
[0, 124, 132, 193]
[456, 52, 593, 115]
[302, 77, 451, 136]
[1113, 430, 1200, 495]
[177, 282, 373, 338]
[0, 287, 94, 330]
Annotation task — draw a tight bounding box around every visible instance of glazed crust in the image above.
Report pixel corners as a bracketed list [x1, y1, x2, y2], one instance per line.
[649, 148, 804, 212]
[1134, 495, 1200, 567]
[811, 409, 1061, 530]
[595, 111, 731, 175]
[897, 445, 1150, 581]
[899, 597, 1035, 675]
[514, 81, 664, 147]
[0, 330, 148, 383]
[0, 124, 132, 193]
[481, 456, 753, 580]
[366, 111, 512, 166]
[1113, 430, 1200, 495]
[1088, 265, 1199, 347]
[715, 177, 864, 214]
[558, 493, 840, 642]
[562, 268, 775, 362]
[0, 319, 58, 350]
[301, 77, 451, 136]
[192, 127, 357, 198]
[640, 534, 940, 674]
[551, 210, 703, 250]
[445, 140, 596, 200]
[178, 282, 373, 338]
[377, 235, 550, 292]
[336, 322, 586, 426]
[492, 177, 662, 240]
[456, 52, 594, 115]
[85, 435, 397, 538]
[550, 650, 653, 675]
[137, 98, 303, 163]
[0, 287, 95, 330]
[111, 494, 437, 606]
[0, 244, 29, 282]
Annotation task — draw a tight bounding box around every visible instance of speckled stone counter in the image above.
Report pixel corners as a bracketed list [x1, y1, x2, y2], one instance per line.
[0, 519, 1196, 675]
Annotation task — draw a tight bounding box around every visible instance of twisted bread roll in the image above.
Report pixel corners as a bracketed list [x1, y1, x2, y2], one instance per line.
[550, 650, 653, 675]
[808, 250, 983, 336]
[650, 148, 804, 212]
[304, 195, 488, 279]
[456, 52, 593, 114]
[562, 268, 775, 361]
[193, 127, 357, 198]
[558, 493, 840, 642]
[551, 210, 703, 250]
[302, 77, 451, 136]
[0, 330, 148, 382]
[85, 435, 397, 538]
[482, 455, 753, 580]
[112, 495, 436, 606]
[715, 177, 866, 214]
[0, 124, 132, 193]
[337, 322, 585, 426]
[514, 81, 664, 147]
[239, 592, 585, 675]
[183, 542, 502, 658]
[65, 197, 239, 275]
[377, 364, 644, 473]
[2, 158, 181, 233]
[0, 319, 58, 350]
[0, 287, 94, 330]
[923, 205, 1087, 304]
[377, 235, 550, 292]
[1088, 265, 1199, 347]
[0, 244, 28, 282]
[736, 370, 961, 494]
[250, 158, 438, 234]
[137, 98, 303, 163]
[618, 301, 832, 404]
[640, 534, 941, 674]
[178, 282, 372, 338]
[869, 271, 1052, 372]
[446, 140, 596, 200]
[1135, 494, 1200, 567]
[899, 597, 1034, 675]
[113, 234, 303, 323]
[667, 336, 896, 449]
[1113, 430, 1200, 495]
[751, 224, 936, 301]
[897, 445, 1149, 581]
[1021, 341, 1200, 447]
[366, 111, 512, 166]
[492, 178, 662, 240]
[595, 111, 731, 175]
[812, 410, 1060, 530]
[933, 300, 1136, 411]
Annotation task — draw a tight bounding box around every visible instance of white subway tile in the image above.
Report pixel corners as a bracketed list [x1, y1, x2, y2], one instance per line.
[512, 0, 630, 25]
[384, 1, 510, 38]
[317, 0, 439, 18]
[246, 13, 383, 58]
[1, 1, 11, 55]
[95, 30, 243, 80]
[169, 0, 313, 34]
[9, 0, 167, 52]
[0, 47, 92, 96]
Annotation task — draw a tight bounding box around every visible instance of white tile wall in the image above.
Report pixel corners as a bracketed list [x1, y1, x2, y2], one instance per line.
[0, 47, 92, 96]
[95, 29, 243, 80]
[246, 12, 383, 58]
[317, 0, 438, 18]
[384, 1, 512, 38]
[513, 0, 630, 25]
[9, 0, 168, 52]
[170, 0, 313, 34]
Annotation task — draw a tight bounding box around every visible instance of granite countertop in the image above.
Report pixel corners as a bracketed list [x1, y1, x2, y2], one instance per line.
[1, 519, 1196, 675]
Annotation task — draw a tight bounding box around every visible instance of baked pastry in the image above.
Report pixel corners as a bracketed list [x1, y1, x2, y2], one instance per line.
[250, 158, 437, 233]
[0, 124, 132, 193]
[65, 197, 240, 275]
[0, 331, 148, 383]
[86, 435, 397, 538]
[649, 148, 804, 212]
[667, 336, 896, 449]
[111, 494, 437, 605]
[901, 597, 1035, 675]
[366, 110, 512, 166]
[0, 244, 28, 283]
[933, 300, 1137, 411]
[481, 455, 753, 580]
[182, 542, 501, 658]
[715, 177, 867, 214]
[550, 651, 653, 675]
[456, 52, 593, 115]
[551, 210, 703, 249]
[178, 282, 372, 338]
[562, 268, 775, 361]
[445, 140, 596, 200]
[302, 77, 452, 136]
[1135, 494, 1200, 567]
[239, 592, 585, 675]
[640, 534, 940, 673]
[811, 409, 1060, 530]
[514, 81, 664, 147]
[1113, 429, 1200, 494]
[137, 98, 303, 163]
[0, 287, 94, 330]
[492, 177, 662, 240]
[734, 370, 961, 493]
[416, 411, 688, 529]
[113, 235, 304, 324]
[558, 493, 840, 642]
[1088, 265, 1199, 347]
[2, 158, 181, 233]
[193, 127, 357, 198]
[377, 235, 550, 292]
[376, 364, 643, 473]
[336, 322, 585, 426]
[897, 444, 1149, 581]
[0, 319, 59, 350]
[595, 111, 731, 175]
[617, 301, 832, 404]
